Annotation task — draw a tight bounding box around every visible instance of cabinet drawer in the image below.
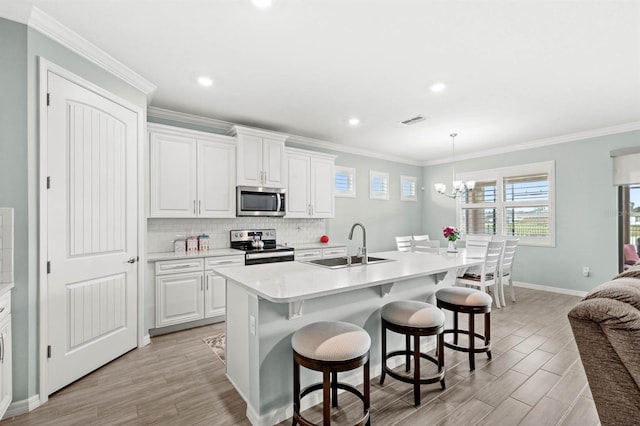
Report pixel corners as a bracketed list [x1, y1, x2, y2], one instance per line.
[205, 256, 245, 269]
[295, 249, 322, 261]
[155, 258, 204, 275]
[0, 293, 9, 322]
[322, 247, 347, 258]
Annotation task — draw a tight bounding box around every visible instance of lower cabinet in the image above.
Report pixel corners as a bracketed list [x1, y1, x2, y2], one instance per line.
[155, 255, 244, 328]
[0, 292, 12, 419]
[295, 246, 347, 261]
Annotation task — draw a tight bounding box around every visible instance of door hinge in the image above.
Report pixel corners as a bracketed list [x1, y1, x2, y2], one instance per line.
[47, 345, 51, 358]
[47, 261, 51, 274]
[47, 93, 50, 106]
[46, 176, 51, 189]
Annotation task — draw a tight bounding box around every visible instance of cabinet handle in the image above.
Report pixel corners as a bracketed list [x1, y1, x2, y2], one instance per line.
[168, 264, 193, 269]
[193, 200, 196, 215]
[216, 260, 234, 265]
[201, 281, 204, 291]
[1, 334, 4, 363]
[206, 281, 209, 290]
[0, 307, 5, 314]
[199, 200, 202, 215]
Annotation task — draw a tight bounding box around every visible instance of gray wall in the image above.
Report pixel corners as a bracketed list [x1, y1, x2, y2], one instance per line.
[423, 130, 640, 293]
[0, 18, 28, 400]
[0, 17, 147, 403]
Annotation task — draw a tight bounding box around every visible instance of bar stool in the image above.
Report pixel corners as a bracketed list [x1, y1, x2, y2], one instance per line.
[436, 287, 492, 371]
[380, 300, 446, 406]
[292, 321, 371, 426]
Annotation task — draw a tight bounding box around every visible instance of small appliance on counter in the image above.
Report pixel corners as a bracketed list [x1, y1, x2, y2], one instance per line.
[230, 229, 294, 265]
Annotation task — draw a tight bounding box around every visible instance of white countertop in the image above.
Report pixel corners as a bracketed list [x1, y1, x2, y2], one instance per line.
[215, 250, 483, 302]
[147, 248, 245, 262]
[292, 242, 347, 250]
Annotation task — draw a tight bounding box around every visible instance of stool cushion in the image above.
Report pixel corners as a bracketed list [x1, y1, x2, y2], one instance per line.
[436, 287, 492, 307]
[292, 321, 371, 362]
[381, 300, 445, 328]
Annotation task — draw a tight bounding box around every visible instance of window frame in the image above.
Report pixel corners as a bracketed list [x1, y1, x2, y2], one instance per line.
[334, 166, 356, 198]
[456, 161, 556, 247]
[400, 175, 417, 201]
[369, 170, 390, 200]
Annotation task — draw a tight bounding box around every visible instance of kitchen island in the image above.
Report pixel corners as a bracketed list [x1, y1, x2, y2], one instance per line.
[215, 250, 482, 426]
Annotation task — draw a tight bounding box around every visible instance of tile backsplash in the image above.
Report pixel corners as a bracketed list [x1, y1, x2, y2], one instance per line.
[0, 208, 14, 283]
[147, 218, 327, 253]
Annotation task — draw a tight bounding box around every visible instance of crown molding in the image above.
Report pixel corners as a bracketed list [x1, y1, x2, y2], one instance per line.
[147, 106, 234, 133]
[423, 121, 640, 166]
[28, 7, 156, 97]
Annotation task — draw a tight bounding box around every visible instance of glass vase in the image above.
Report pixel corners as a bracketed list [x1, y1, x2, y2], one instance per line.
[447, 240, 458, 253]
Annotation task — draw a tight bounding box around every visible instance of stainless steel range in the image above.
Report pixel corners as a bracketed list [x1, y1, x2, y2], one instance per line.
[230, 229, 295, 265]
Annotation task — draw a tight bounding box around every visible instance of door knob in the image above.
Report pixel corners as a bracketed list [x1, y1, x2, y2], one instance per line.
[127, 256, 139, 264]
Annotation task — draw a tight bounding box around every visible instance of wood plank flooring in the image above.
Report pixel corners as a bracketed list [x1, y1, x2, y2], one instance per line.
[1, 287, 600, 425]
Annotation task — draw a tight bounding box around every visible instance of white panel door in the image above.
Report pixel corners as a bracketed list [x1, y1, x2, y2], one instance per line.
[311, 157, 335, 218]
[262, 137, 285, 187]
[204, 272, 226, 318]
[237, 134, 262, 186]
[198, 140, 236, 218]
[149, 132, 197, 217]
[285, 153, 310, 218]
[47, 72, 138, 394]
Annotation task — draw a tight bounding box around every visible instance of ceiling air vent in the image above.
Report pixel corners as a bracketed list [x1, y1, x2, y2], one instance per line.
[400, 115, 427, 126]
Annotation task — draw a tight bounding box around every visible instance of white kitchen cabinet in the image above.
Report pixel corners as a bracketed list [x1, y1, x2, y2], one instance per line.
[295, 245, 347, 261]
[149, 123, 236, 218]
[0, 292, 11, 419]
[230, 125, 287, 188]
[285, 148, 336, 218]
[154, 255, 244, 328]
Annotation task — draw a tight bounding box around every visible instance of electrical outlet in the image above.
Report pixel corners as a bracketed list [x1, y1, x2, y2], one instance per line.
[250, 315, 256, 335]
[582, 266, 590, 277]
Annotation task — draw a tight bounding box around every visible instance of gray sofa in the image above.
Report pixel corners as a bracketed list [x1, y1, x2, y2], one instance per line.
[568, 265, 640, 426]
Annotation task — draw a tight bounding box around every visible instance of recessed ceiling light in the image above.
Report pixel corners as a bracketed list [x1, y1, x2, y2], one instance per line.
[430, 82, 447, 92]
[252, 0, 273, 8]
[348, 118, 360, 126]
[198, 77, 213, 87]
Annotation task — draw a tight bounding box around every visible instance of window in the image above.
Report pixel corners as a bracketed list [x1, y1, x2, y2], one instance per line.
[400, 175, 417, 201]
[335, 166, 356, 198]
[457, 161, 555, 246]
[369, 170, 389, 200]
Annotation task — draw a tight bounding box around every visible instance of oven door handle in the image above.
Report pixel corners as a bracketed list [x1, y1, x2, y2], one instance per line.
[245, 251, 294, 260]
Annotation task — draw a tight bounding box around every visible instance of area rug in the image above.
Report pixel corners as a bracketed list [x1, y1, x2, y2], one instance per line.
[203, 333, 225, 364]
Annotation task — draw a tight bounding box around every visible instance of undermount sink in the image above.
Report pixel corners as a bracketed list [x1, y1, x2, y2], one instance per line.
[304, 256, 393, 269]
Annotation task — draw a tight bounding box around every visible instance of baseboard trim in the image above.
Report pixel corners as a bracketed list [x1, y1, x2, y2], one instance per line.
[513, 281, 588, 298]
[4, 394, 41, 419]
[142, 334, 151, 346]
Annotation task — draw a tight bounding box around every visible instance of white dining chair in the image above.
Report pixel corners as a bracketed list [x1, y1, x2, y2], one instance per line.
[412, 240, 440, 253]
[499, 239, 519, 305]
[412, 235, 430, 242]
[456, 240, 505, 308]
[395, 236, 412, 252]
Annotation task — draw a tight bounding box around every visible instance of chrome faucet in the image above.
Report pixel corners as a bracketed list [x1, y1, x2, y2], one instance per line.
[348, 222, 368, 264]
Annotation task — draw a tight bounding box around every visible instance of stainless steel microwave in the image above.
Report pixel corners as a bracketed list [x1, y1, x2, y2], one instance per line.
[236, 186, 286, 217]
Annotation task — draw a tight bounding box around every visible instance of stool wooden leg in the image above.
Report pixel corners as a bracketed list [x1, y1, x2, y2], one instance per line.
[453, 311, 459, 344]
[380, 324, 387, 385]
[323, 370, 331, 425]
[364, 358, 370, 425]
[438, 332, 446, 389]
[413, 334, 421, 405]
[485, 312, 492, 359]
[331, 371, 338, 407]
[469, 313, 476, 371]
[293, 359, 300, 426]
[405, 334, 411, 372]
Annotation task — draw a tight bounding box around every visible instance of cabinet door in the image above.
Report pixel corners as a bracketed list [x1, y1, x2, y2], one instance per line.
[310, 157, 334, 218]
[285, 153, 311, 218]
[198, 140, 236, 218]
[237, 134, 263, 186]
[156, 272, 204, 327]
[0, 316, 11, 419]
[262, 137, 285, 187]
[205, 272, 226, 318]
[149, 132, 197, 217]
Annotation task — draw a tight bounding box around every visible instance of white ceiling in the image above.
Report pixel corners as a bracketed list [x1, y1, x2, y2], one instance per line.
[3, 0, 640, 163]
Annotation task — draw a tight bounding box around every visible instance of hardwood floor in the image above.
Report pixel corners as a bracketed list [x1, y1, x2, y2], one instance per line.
[1, 287, 600, 425]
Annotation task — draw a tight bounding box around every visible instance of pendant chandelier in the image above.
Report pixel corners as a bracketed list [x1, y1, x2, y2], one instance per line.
[434, 133, 475, 199]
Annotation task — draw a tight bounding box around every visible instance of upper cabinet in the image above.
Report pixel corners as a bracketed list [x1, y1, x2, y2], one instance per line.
[149, 123, 236, 218]
[229, 125, 288, 188]
[285, 147, 336, 218]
